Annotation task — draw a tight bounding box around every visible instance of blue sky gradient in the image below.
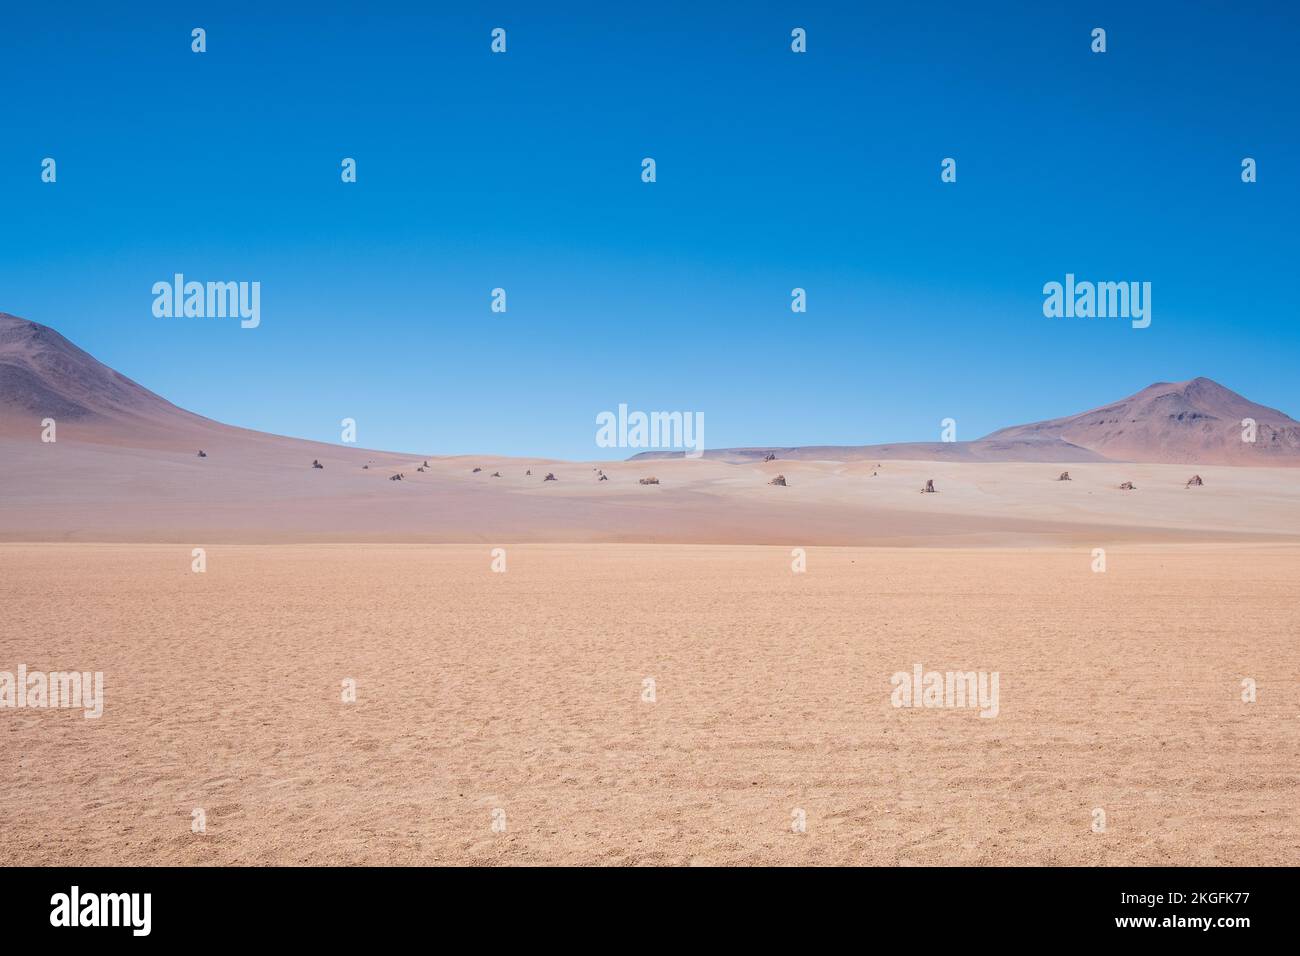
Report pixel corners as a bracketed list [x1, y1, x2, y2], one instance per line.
[3, 2, 1296, 457]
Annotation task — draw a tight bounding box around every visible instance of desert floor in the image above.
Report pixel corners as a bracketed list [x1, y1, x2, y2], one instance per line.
[6, 431, 1300, 546]
[2, 542, 1296, 865]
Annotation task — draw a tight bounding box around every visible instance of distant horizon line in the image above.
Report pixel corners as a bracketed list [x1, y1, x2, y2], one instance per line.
[3, 311, 1296, 463]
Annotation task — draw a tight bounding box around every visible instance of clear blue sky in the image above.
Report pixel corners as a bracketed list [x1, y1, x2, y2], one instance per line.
[3, 2, 1296, 457]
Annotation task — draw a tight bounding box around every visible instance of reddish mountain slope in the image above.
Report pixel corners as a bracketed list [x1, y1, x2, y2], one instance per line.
[0, 312, 211, 435]
[983, 378, 1300, 465]
[3, 313, 1297, 466]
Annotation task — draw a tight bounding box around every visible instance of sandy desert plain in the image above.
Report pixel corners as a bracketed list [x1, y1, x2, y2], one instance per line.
[2, 313, 1299, 865]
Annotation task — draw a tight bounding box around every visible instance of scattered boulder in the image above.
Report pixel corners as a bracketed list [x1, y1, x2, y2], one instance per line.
[417, 466, 426, 472]
[639, 477, 660, 485]
[921, 479, 936, 493]
[769, 475, 787, 486]
[598, 474, 609, 481]
[762, 453, 776, 462]
[312, 459, 324, 469]
[389, 473, 403, 481]
[544, 472, 557, 481]
[362, 465, 369, 470]
[1186, 474, 1203, 487]
[197, 450, 207, 458]
[472, 467, 482, 473]
[423, 460, 429, 467]
[1119, 481, 1136, 490]
[1058, 471, 1072, 481]
[491, 471, 501, 478]
[525, 469, 532, 476]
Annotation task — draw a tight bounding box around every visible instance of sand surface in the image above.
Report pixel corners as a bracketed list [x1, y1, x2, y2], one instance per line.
[5, 431, 1300, 546]
[2, 542, 1296, 865]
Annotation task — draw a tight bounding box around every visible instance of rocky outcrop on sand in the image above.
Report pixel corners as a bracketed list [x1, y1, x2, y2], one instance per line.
[1058, 471, 1071, 481]
[639, 477, 659, 485]
[769, 475, 787, 486]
